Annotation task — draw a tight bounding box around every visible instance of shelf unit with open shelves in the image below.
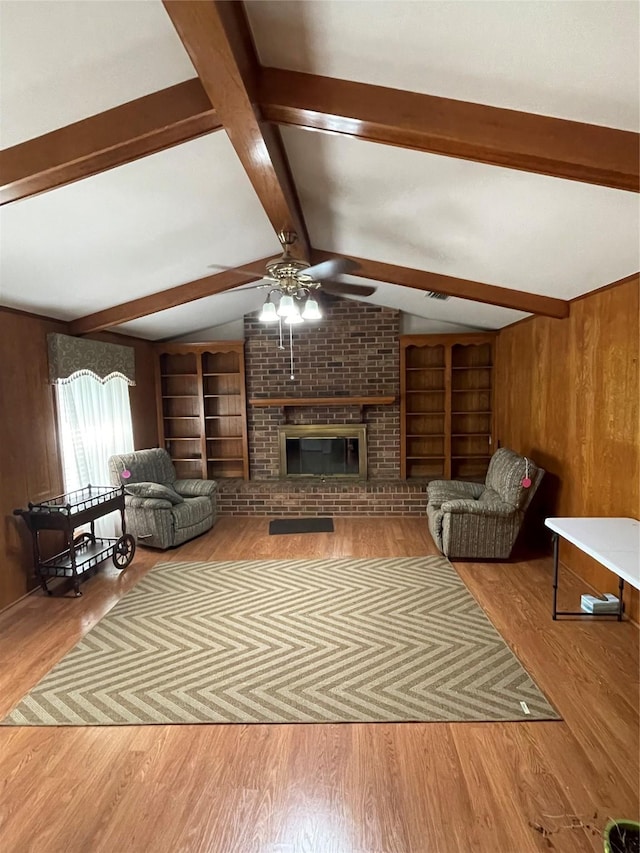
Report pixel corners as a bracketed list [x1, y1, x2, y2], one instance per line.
[155, 342, 249, 480]
[400, 334, 496, 480]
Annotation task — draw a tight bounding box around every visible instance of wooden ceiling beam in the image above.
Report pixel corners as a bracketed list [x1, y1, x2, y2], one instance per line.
[68, 261, 273, 335]
[70, 248, 569, 335]
[163, 1, 311, 258]
[311, 250, 570, 319]
[0, 79, 221, 205]
[3, 64, 636, 208]
[260, 69, 640, 193]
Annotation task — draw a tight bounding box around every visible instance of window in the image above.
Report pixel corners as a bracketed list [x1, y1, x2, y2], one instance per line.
[56, 373, 134, 533]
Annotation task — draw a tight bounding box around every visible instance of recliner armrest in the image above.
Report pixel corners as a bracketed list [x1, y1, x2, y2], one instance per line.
[173, 479, 218, 498]
[124, 495, 173, 510]
[441, 498, 515, 517]
[428, 480, 485, 500]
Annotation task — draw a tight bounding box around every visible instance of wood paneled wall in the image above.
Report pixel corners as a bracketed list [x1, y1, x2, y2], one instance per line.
[0, 309, 158, 611]
[0, 311, 67, 610]
[495, 276, 639, 622]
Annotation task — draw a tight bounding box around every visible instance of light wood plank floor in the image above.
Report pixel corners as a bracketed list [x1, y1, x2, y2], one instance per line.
[0, 518, 637, 853]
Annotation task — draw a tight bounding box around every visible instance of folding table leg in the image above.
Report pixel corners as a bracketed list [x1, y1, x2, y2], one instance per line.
[552, 532, 559, 620]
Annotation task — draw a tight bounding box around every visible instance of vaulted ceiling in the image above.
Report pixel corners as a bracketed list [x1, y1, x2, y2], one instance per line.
[1, 0, 638, 341]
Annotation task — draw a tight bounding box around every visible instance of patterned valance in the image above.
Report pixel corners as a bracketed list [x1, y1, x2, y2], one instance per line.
[47, 333, 135, 385]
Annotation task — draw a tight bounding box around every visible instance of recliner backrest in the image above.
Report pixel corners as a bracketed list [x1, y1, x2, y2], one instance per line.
[108, 448, 176, 488]
[485, 447, 543, 509]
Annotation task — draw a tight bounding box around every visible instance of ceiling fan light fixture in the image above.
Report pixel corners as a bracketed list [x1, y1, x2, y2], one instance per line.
[284, 312, 304, 325]
[258, 298, 278, 323]
[251, 234, 369, 381]
[301, 297, 322, 320]
[277, 294, 296, 317]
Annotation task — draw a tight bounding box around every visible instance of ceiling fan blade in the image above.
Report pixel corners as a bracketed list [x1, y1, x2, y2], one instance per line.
[235, 278, 276, 290]
[206, 263, 271, 276]
[304, 257, 358, 280]
[322, 281, 377, 297]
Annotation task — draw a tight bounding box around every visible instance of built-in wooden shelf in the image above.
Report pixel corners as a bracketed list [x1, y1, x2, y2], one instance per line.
[407, 455, 445, 460]
[249, 396, 396, 407]
[400, 333, 496, 480]
[155, 342, 249, 480]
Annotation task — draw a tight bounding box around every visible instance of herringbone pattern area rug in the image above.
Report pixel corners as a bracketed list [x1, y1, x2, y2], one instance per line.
[3, 557, 558, 725]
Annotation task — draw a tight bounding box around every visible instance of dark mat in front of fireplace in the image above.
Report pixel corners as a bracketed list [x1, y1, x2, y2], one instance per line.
[269, 517, 335, 535]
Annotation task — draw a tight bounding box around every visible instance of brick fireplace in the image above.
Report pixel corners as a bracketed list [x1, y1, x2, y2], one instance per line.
[216, 295, 428, 516]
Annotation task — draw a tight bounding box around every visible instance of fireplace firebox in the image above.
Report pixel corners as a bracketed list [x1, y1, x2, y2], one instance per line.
[278, 425, 367, 479]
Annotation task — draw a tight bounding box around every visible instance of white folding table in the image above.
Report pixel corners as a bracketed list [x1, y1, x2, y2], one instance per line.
[544, 517, 640, 620]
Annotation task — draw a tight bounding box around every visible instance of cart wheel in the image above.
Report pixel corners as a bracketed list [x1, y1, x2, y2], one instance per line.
[112, 533, 136, 570]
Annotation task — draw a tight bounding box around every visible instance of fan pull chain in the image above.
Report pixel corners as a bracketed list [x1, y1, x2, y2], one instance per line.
[278, 317, 284, 350]
[289, 322, 295, 380]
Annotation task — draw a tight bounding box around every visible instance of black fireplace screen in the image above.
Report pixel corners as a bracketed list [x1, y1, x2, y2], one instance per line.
[285, 437, 361, 477]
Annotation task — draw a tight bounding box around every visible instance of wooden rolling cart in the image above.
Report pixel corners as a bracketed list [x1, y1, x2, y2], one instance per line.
[14, 485, 136, 597]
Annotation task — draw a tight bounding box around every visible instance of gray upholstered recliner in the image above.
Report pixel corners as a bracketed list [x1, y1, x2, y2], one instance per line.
[108, 448, 218, 549]
[426, 447, 544, 560]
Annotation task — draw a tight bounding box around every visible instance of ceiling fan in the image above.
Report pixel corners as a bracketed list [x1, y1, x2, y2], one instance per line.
[259, 231, 374, 294]
[208, 231, 376, 318]
[252, 231, 376, 324]
[222, 231, 376, 377]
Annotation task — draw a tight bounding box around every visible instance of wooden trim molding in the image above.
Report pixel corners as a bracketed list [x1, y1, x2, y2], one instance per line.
[0, 304, 68, 324]
[311, 250, 570, 319]
[68, 261, 273, 336]
[498, 271, 640, 330]
[569, 271, 639, 303]
[162, 0, 311, 258]
[260, 68, 640, 193]
[249, 396, 396, 407]
[0, 80, 221, 205]
[153, 341, 248, 355]
[399, 333, 496, 346]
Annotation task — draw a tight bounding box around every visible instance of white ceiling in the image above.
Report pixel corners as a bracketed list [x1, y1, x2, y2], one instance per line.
[0, 0, 196, 147]
[116, 284, 267, 341]
[281, 127, 640, 299]
[336, 278, 526, 330]
[0, 133, 277, 319]
[246, 0, 640, 130]
[0, 0, 638, 340]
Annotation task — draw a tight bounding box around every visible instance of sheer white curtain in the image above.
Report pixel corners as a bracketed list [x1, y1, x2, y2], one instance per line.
[56, 373, 134, 535]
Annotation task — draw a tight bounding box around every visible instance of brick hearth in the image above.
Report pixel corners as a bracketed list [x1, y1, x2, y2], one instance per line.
[217, 479, 428, 516]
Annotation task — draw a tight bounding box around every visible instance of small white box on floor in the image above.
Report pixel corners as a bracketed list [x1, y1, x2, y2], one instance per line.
[580, 593, 619, 614]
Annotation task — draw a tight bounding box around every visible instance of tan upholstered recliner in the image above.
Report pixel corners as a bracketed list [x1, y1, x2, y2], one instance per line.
[108, 448, 217, 549]
[426, 448, 544, 560]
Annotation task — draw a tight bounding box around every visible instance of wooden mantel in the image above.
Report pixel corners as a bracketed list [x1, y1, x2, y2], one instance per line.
[249, 396, 396, 407]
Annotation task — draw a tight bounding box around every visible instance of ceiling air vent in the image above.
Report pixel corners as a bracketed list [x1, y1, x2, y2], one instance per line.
[425, 291, 450, 301]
